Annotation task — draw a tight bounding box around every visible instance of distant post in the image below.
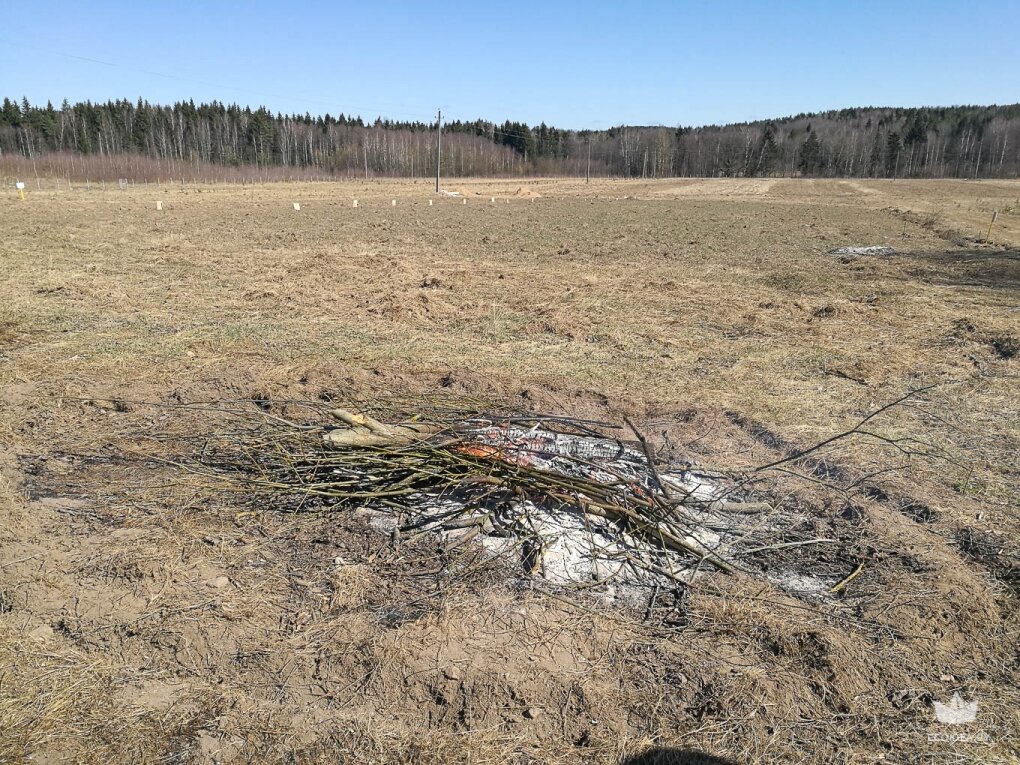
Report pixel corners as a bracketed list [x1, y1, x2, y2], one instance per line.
[586, 138, 591, 184]
[435, 109, 442, 194]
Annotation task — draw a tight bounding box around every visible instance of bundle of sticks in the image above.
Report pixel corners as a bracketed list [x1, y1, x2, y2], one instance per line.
[241, 408, 775, 578]
[172, 391, 927, 591]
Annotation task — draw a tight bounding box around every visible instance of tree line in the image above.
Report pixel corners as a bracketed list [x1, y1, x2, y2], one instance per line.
[1, 97, 1018, 179]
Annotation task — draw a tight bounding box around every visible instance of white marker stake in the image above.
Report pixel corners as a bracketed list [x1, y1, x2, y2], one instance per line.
[391, 199, 396, 207]
[156, 201, 163, 211]
[16, 181, 25, 200]
[353, 200, 358, 208]
[428, 199, 433, 206]
[491, 197, 495, 203]
[462, 199, 467, 205]
[293, 203, 301, 211]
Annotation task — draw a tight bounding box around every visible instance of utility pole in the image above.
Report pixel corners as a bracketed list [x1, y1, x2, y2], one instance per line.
[435, 109, 442, 193]
[586, 137, 591, 184]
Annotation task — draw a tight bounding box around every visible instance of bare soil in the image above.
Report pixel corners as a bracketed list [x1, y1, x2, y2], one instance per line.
[1, 178, 1018, 764]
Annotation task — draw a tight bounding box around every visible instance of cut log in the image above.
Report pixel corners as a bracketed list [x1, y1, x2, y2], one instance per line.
[323, 409, 441, 448]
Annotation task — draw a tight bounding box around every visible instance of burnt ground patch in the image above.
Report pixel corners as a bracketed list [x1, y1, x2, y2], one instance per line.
[956, 527, 1020, 595]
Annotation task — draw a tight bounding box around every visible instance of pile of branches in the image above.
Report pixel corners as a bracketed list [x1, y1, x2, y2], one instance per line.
[189, 405, 781, 582]
[177, 390, 933, 589]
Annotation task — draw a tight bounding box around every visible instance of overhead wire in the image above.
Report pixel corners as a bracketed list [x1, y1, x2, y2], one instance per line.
[0, 38, 438, 124]
[0, 39, 614, 138]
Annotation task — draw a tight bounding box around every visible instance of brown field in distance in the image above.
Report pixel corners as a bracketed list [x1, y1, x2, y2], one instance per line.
[1, 178, 1018, 764]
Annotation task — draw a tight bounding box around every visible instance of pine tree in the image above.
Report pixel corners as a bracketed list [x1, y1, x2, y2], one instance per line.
[904, 115, 927, 146]
[0, 97, 20, 126]
[799, 132, 821, 175]
[132, 98, 150, 150]
[885, 131, 902, 177]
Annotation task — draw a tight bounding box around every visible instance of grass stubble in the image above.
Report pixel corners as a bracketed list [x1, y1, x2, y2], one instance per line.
[0, 177, 1018, 764]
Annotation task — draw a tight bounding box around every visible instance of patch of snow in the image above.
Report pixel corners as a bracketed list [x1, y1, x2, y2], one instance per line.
[828, 245, 895, 257]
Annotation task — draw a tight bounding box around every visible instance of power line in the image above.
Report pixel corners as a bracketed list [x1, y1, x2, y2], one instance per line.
[0, 39, 619, 143]
[0, 38, 438, 124]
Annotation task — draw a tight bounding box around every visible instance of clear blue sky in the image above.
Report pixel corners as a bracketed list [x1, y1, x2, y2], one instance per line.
[1, 0, 1017, 129]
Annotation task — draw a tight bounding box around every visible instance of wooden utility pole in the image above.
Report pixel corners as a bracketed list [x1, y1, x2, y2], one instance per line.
[435, 109, 442, 193]
[586, 138, 591, 184]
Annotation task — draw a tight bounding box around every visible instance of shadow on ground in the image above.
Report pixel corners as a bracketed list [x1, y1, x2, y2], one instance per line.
[909, 249, 1020, 289]
[622, 749, 740, 765]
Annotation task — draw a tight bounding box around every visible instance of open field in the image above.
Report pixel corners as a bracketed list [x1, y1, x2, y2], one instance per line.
[1, 178, 1018, 764]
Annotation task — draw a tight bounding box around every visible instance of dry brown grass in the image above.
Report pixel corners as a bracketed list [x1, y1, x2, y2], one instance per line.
[1, 178, 1018, 764]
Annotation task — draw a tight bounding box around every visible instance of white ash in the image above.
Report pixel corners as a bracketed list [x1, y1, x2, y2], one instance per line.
[462, 423, 725, 503]
[767, 570, 832, 602]
[354, 424, 824, 602]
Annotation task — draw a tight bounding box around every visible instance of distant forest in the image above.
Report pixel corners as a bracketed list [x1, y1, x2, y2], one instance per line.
[2, 97, 1019, 180]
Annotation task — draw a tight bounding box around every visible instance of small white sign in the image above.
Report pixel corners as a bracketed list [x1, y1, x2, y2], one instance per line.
[15, 182, 25, 190]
